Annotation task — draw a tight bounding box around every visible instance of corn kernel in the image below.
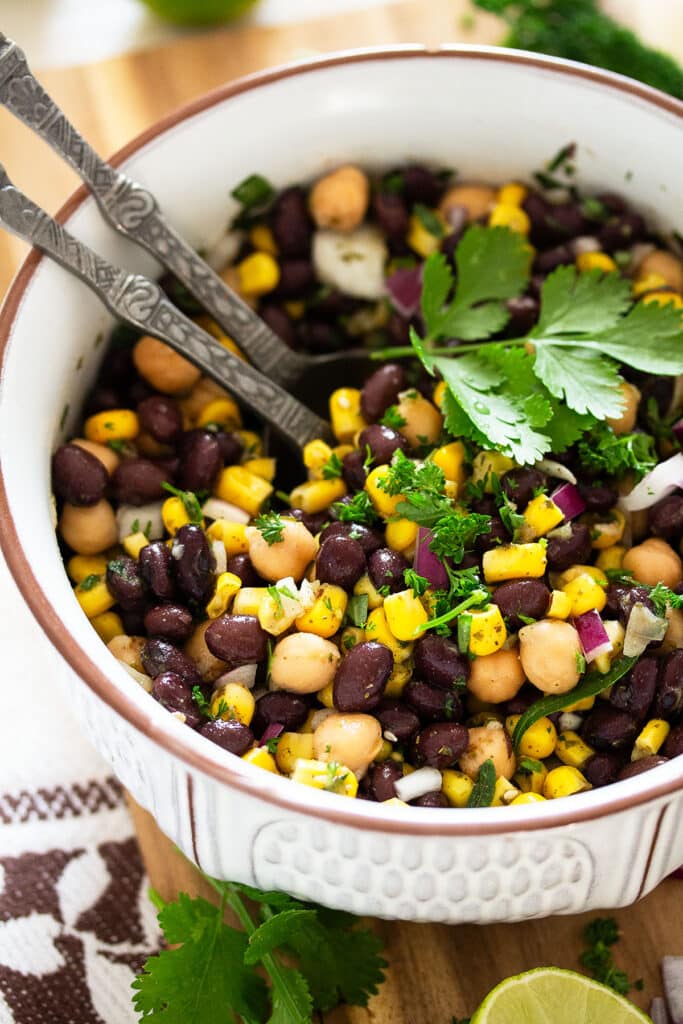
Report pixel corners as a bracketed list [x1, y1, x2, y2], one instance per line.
[469, 604, 507, 656]
[340, 626, 365, 653]
[385, 518, 419, 553]
[206, 571, 242, 618]
[564, 695, 596, 712]
[507, 714, 557, 759]
[215, 465, 273, 516]
[162, 496, 192, 536]
[318, 681, 335, 709]
[291, 758, 358, 797]
[555, 731, 595, 769]
[232, 587, 269, 616]
[303, 439, 334, 479]
[489, 203, 530, 234]
[482, 542, 547, 583]
[433, 380, 447, 410]
[492, 776, 521, 806]
[471, 451, 517, 488]
[496, 182, 527, 207]
[632, 719, 670, 761]
[296, 584, 347, 638]
[84, 409, 139, 445]
[375, 740, 393, 762]
[547, 589, 572, 619]
[242, 747, 279, 773]
[289, 477, 346, 514]
[365, 464, 404, 518]
[211, 682, 255, 726]
[237, 252, 280, 296]
[431, 441, 467, 490]
[249, 223, 278, 255]
[195, 317, 245, 359]
[632, 272, 668, 297]
[441, 769, 474, 807]
[407, 211, 446, 257]
[588, 508, 626, 550]
[90, 610, 124, 644]
[242, 457, 276, 482]
[555, 564, 608, 588]
[643, 290, 683, 309]
[329, 387, 366, 443]
[67, 554, 108, 583]
[593, 619, 625, 674]
[258, 591, 298, 636]
[366, 606, 413, 662]
[514, 762, 548, 795]
[122, 531, 149, 559]
[206, 519, 249, 556]
[383, 589, 429, 642]
[349, 578, 382, 617]
[196, 397, 242, 431]
[75, 577, 116, 618]
[521, 494, 564, 541]
[275, 732, 314, 774]
[543, 765, 592, 799]
[562, 572, 607, 616]
[234, 429, 263, 458]
[576, 251, 617, 273]
[596, 545, 626, 572]
[510, 792, 547, 805]
[384, 660, 413, 698]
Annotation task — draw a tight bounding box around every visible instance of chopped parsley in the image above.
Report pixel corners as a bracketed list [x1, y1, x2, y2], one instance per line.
[253, 511, 285, 545]
[321, 452, 344, 480]
[161, 482, 204, 525]
[466, 758, 496, 807]
[265, 736, 280, 755]
[332, 491, 379, 525]
[403, 568, 430, 597]
[380, 405, 407, 430]
[78, 573, 100, 591]
[346, 594, 369, 628]
[230, 173, 275, 210]
[576, 422, 657, 480]
[579, 917, 643, 995]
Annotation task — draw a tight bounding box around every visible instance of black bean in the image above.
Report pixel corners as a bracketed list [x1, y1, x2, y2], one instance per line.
[653, 650, 683, 721]
[475, 516, 508, 554]
[596, 191, 628, 214]
[578, 483, 619, 514]
[52, 444, 109, 506]
[270, 186, 313, 257]
[440, 229, 465, 262]
[260, 303, 297, 348]
[387, 312, 410, 347]
[144, 603, 194, 644]
[604, 584, 655, 624]
[366, 761, 403, 802]
[501, 467, 546, 508]
[316, 535, 366, 590]
[581, 705, 638, 752]
[413, 722, 469, 769]
[99, 345, 135, 383]
[176, 430, 223, 492]
[404, 680, 464, 722]
[360, 364, 407, 422]
[368, 547, 410, 594]
[412, 790, 449, 807]
[319, 521, 383, 555]
[504, 684, 539, 716]
[638, 376, 673, 421]
[402, 165, 443, 205]
[152, 455, 179, 478]
[648, 495, 683, 542]
[311, 288, 359, 319]
[106, 556, 147, 610]
[288, 507, 329, 534]
[142, 638, 201, 686]
[84, 386, 123, 416]
[225, 552, 261, 587]
[358, 424, 409, 466]
[598, 213, 645, 252]
[139, 541, 175, 600]
[376, 699, 420, 742]
[342, 450, 368, 492]
[664, 723, 683, 758]
[534, 244, 573, 274]
[617, 755, 668, 781]
[205, 614, 268, 665]
[609, 657, 658, 721]
[492, 579, 551, 631]
[174, 524, 216, 603]
[252, 691, 310, 735]
[152, 671, 202, 728]
[276, 258, 315, 297]
[414, 634, 470, 690]
[582, 752, 624, 788]
[372, 192, 409, 240]
[111, 458, 170, 505]
[120, 606, 147, 636]
[334, 641, 393, 712]
[137, 396, 183, 444]
[505, 295, 539, 335]
[200, 719, 254, 755]
[546, 523, 592, 572]
[296, 320, 343, 354]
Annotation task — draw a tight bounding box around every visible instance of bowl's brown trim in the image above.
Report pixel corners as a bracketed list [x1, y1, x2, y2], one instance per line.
[636, 805, 667, 900]
[1, 45, 683, 839]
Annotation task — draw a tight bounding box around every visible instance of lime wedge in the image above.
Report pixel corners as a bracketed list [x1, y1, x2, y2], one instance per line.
[471, 968, 652, 1024]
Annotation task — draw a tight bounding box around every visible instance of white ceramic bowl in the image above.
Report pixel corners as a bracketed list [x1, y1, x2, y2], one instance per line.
[2, 47, 683, 924]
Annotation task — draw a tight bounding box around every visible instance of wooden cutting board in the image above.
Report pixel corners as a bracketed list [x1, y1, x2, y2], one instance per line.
[1, 1, 682, 1017]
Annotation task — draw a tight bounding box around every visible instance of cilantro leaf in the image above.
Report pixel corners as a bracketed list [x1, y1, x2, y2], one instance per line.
[466, 758, 496, 807]
[346, 593, 369, 628]
[542, 401, 596, 453]
[576, 423, 657, 480]
[533, 344, 624, 417]
[579, 916, 643, 996]
[266, 967, 313, 1024]
[286, 915, 386, 1011]
[532, 265, 632, 337]
[245, 910, 318, 965]
[595, 299, 683, 374]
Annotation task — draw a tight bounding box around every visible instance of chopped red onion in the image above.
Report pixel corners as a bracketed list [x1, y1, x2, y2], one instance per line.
[651, 997, 672, 1024]
[394, 766, 442, 803]
[569, 235, 601, 257]
[623, 603, 668, 657]
[550, 482, 586, 521]
[385, 264, 422, 319]
[662, 956, 683, 1024]
[535, 458, 577, 484]
[620, 453, 683, 512]
[260, 722, 284, 743]
[414, 527, 449, 590]
[574, 609, 612, 663]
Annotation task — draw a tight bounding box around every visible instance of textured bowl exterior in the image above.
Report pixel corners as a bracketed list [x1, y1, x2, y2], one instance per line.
[2, 48, 683, 923]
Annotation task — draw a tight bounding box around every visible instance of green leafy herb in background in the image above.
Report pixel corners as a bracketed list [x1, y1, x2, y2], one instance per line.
[579, 917, 643, 995]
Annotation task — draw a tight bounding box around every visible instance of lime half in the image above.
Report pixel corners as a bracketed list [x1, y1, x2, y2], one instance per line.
[471, 968, 652, 1024]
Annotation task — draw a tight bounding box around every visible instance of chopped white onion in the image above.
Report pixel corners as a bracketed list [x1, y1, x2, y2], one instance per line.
[201, 497, 250, 524]
[211, 539, 227, 575]
[559, 712, 583, 733]
[215, 664, 258, 689]
[623, 602, 668, 657]
[535, 459, 577, 484]
[544, 187, 572, 205]
[547, 523, 574, 541]
[312, 226, 388, 300]
[116, 501, 164, 542]
[394, 767, 442, 803]
[662, 956, 683, 1024]
[171, 541, 185, 560]
[619, 453, 683, 512]
[649, 997, 671, 1024]
[310, 708, 335, 731]
[628, 241, 656, 274]
[384, 730, 399, 743]
[204, 229, 244, 271]
[569, 235, 601, 257]
[118, 660, 153, 693]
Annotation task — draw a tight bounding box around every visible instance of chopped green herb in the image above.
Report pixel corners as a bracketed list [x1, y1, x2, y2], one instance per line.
[413, 202, 446, 239]
[323, 596, 334, 612]
[466, 758, 496, 807]
[231, 173, 275, 210]
[161, 482, 204, 525]
[78, 573, 100, 591]
[649, 582, 683, 617]
[253, 511, 285, 545]
[107, 438, 127, 454]
[321, 452, 344, 480]
[191, 686, 213, 718]
[267, 585, 284, 616]
[518, 756, 545, 774]
[575, 651, 587, 674]
[581, 196, 609, 221]
[265, 736, 280, 755]
[346, 593, 369, 629]
[332, 491, 379, 525]
[381, 171, 405, 194]
[403, 568, 430, 597]
[576, 422, 657, 480]
[579, 917, 643, 995]
[380, 405, 407, 430]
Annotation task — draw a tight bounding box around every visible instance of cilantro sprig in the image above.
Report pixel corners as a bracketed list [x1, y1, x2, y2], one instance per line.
[254, 511, 285, 545]
[579, 917, 643, 996]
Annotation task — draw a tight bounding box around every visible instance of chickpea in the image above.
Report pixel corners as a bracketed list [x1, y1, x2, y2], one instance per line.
[270, 633, 340, 694]
[133, 335, 201, 395]
[396, 390, 443, 448]
[59, 499, 118, 555]
[659, 607, 683, 653]
[468, 648, 526, 704]
[184, 620, 227, 683]
[246, 520, 317, 582]
[518, 619, 582, 694]
[606, 381, 640, 436]
[622, 537, 683, 589]
[438, 183, 496, 223]
[107, 634, 145, 673]
[459, 722, 516, 781]
[636, 249, 683, 293]
[136, 431, 172, 458]
[71, 437, 120, 475]
[313, 713, 382, 777]
[309, 165, 370, 233]
[178, 376, 230, 424]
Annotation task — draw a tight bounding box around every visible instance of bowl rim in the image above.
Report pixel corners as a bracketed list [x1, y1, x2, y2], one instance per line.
[1, 43, 683, 841]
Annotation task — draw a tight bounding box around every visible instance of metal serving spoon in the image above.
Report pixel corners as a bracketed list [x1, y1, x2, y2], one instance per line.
[0, 32, 369, 395]
[0, 164, 332, 450]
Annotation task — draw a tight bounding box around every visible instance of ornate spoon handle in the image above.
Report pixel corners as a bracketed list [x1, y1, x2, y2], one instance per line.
[0, 33, 308, 390]
[0, 166, 331, 451]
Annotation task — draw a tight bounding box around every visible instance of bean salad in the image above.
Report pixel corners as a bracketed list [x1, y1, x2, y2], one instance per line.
[52, 148, 683, 809]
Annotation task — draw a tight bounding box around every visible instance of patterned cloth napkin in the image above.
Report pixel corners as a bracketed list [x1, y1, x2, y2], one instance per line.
[0, 554, 159, 1023]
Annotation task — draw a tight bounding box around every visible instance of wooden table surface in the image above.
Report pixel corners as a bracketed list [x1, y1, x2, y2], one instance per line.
[2, 1, 683, 1018]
